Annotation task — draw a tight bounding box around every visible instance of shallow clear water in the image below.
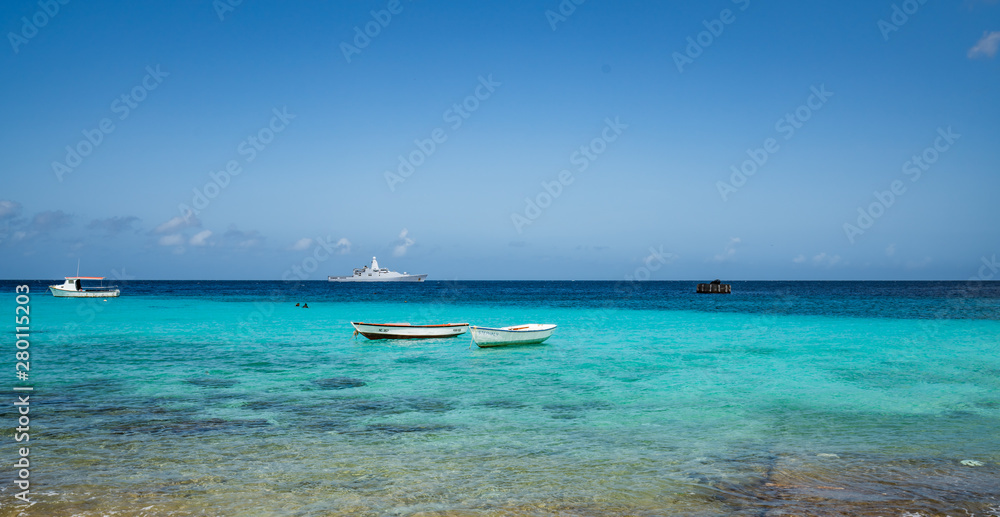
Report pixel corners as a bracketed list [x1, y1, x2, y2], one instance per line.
[3, 280, 999, 516]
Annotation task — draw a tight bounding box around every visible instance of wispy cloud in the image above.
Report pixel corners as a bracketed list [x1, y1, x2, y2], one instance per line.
[811, 252, 842, 267]
[0, 200, 25, 244]
[28, 210, 73, 234]
[968, 30, 1000, 58]
[905, 256, 933, 269]
[153, 215, 200, 234]
[189, 230, 213, 246]
[0, 200, 22, 220]
[794, 252, 843, 267]
[291, 238, 313, 251]
[87, 215, 140, 236]
[291, 237, 349, 254]
[393, 228, 415, 257]
[223, 226, 264, 249]
[158, 234, 183, 247]
[712, 237, 741, 262]
[885, 243, 896, 257]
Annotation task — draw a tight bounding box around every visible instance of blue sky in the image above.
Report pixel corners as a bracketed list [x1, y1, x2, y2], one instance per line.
[1, 0, 998, 280]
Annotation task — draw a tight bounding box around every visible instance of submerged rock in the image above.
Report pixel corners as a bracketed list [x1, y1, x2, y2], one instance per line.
[313, 377, 367, 389]
[109, 418, 269, 435]
[241, 400, 284, 411]
[185, 377, 239, 388]
[358, 423, 456, 434]
[478, 399, 526, 409]
[337, 399, 405, 415]
[402, 397, 456, 413]
[542, 401, 612, 413]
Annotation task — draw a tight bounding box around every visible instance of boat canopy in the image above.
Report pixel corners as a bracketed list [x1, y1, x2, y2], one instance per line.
[65, 276, 105, 280]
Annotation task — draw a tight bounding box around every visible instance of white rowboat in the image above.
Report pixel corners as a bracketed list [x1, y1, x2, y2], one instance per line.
[470, 324, 557, 347]
[351, 322, 469, 340]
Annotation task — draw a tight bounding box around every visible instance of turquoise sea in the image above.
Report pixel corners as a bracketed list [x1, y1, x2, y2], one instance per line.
[2, 280, 999, 516]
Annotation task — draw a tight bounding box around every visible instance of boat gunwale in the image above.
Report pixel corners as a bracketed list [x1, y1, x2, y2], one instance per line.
[351, 322, 469, 328]
[470, 324, 557, 333]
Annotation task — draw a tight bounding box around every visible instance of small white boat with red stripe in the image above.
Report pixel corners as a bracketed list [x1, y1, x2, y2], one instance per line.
[470, 324, 557, 347]
[351, 322, 469, 340]
[49, 276, 120, 298]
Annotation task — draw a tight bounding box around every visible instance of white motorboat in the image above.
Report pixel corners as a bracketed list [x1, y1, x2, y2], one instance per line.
[351, 322, 469, 340]
[49, 277, 120, 298]
[329, 257, 427, 282]
[470, 324, 557, 347]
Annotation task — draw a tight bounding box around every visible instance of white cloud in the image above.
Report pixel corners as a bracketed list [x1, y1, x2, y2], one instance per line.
[189, 230, 213, 246]
[88, 215, 140, 236]
[291, 238, 313, 251]
[969, 31, 1000, 58]
[393, 228, 415, 257]
[0, 200, 22, 220]
[905, 256, 933, 269]
[794, 252, 844, 267]
[2, 209, 72, 243]
[812, 252, 842, 267]
[335, 237, 351, 254]
[153, 215, 200, 234]
[158, 234, 184, 246]
[29, 210, 73, 233]
[885, 243, 896, 257]
[223, 226, 263, 249]
[712, 237, 741, 262]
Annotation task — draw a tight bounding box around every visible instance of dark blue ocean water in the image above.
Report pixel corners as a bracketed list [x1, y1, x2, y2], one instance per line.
[2, 280, 998, 516]
[14, 279, 1000, 316]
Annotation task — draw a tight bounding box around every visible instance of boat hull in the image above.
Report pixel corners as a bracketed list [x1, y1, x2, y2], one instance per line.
[470, 324, 557, 347]
[351, 322, 468, 340]
[329, 274, 427, 282]
[49, 287, 120, 298]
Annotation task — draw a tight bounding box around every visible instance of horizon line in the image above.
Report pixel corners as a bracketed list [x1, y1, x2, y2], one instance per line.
[3, 278, 995, 282]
